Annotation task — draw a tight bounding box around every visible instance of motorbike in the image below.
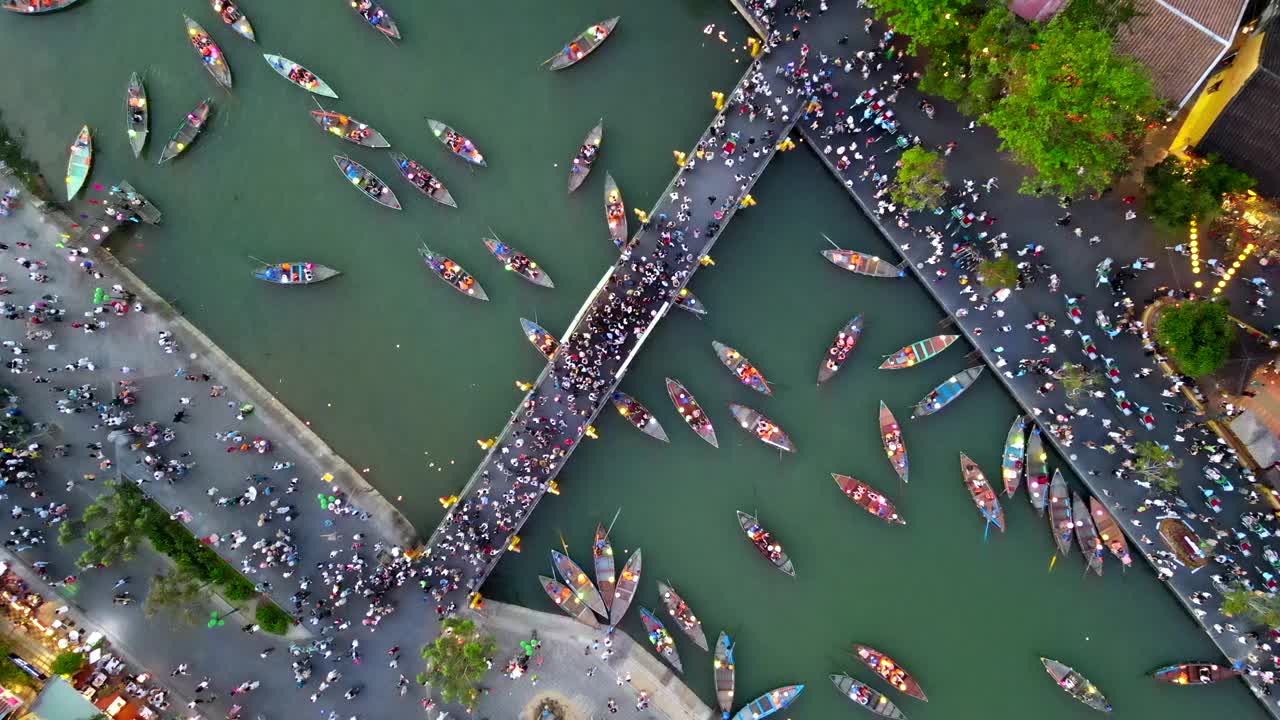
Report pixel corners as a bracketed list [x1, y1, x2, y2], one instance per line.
[1111, 388, 1133, 416]
[1103, 357, 1121, 384]
[1198, 486, 1223, 513]
[1080, 333, 1098, 360]
[1064, 294, 1083, 325]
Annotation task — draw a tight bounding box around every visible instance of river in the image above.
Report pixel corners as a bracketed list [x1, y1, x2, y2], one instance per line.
[0, 0, 1259, 717]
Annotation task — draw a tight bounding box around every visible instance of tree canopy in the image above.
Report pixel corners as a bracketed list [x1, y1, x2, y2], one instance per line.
[868, 0, 978, 52]
[49, 652, 85, 676]
[144, 569, 205, 627]
[1132, 441, 1182, 492]
[1221, 581, 1280, 628]
[419, 617, 495, 711]
[1156, 300, 1234, 377]
[977, 255, 1019, 290]
[890, 146, 948, 210]
[1145, 156, 1254, 231]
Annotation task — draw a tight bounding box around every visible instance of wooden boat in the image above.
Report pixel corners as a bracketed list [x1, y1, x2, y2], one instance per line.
[728, 403, 795, 453]
[1, 0, 82, 14]
[833, 474, 905, 526]
[427, 118, 485, 166]
[263, 54, 337, 98]
[879, 402, 909, 483]
[349, 0, 400, 41]
[1047, 470, 1074, 556]
[1158, 517, 1208, 570]
[610, 392, 669, 442]
[417, 243, 487, 300]
[730, 685, 804, 720]
[672, 287, 707, 315]
[666, 378, 717, 448]
[335, 155, 401, 209]
[184, 16, 232, 89]
[823, 248, 904, 278]
[608, 549, 641, 626]
[388, 153, 456, 208]
[817, 313, 863, 384]
[879, 334, 958, 370]
[1000, 416, 1026, 497]
[310, 111, 389, 148]
[548, 16, 620, 71]
[568, 119, 603, 193]
[1041, 657, 1112, 713]
[520, 318, 559, 360]
[657, 581, 707, 651]
[911, 366, 983, 418]
[253, 262, 340, 285]
[714, 632, 735, 719]
[1026, 426, 1050, 515]
[1090, 497, 1132, 568]
[713, 341, 772, 395]
[960, 453, 1004, 531]
[484, 233, 554, 288]
[125, 73, 148, 158]
[736, 510, 795, 577]
[538, 575, 599, 628]
[209, 0, 254, 42]
[64, 125, 92, 200]
[851, 645, 927, 701]
[1073, 494, 1105, 576]
[111, 181, 162, 224]
[1151, 663, 1241, 685]
[159, 100, 211, 164]
[638, 607, 683, 673]
[552, 550, 607, 618]
[831, 673, 907, 719]
[591, 524, 615, 615]
[604, 172, 628, 247]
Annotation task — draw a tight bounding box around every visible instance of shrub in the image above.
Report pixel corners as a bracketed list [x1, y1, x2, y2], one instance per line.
[49, 652, 85, 676]
[1156, 300, 1234, 377]
[256, 605, 293, 635]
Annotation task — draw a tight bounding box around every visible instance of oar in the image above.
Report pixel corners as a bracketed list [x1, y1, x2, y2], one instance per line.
[247, 255, 271, 267]
[820, 232, 840, 249]
[1048, 554, 1058, 573]
[539, 48, 563, 67]
[558, 529, 570, 556]
[605, 507, 622, 537]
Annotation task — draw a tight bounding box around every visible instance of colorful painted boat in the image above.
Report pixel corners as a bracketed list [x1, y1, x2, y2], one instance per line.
[608, 549, 641, 626]
[349, 0, 400, 41]
[418, 243, 488, 300]
[568, 119, 603, 193]
[1151, 663, 1240, 685]
[427, 118, 485, 166]
[125, 73, 148, 158]
[728, 403, 795, 453]
[672, 287, 707, 316]
[818, 313, 863, 384]
[879, 402, 908, 483]
[210, 0, 254, 42]
[389, 153, 456, 208]
[666, 378, 717, 448]
[263, 54, 337, 98]
[185, 16, 232, 89]
[310, 110, 389, 148]
[879, 334, 958, 370]
[253, 261, 340, 285]
[1158, 518, 1208, 570]
[657, 581, 707, 651]
[960, 453, 1004, 531]
[639, 607, 683, 673]
[1, 0, 82, 14]
[484, 234, 554, 288]
[604, 172, 628, 247]
[833, 474, 905, 526]
[714, 633, 735, 719]
[851, 645, 927, 701]
[520, 318, 559, 360]
[1090, 498, 1132, 568]
[736, 510, 794, 577]
[911, 366, 983, 418]
[610, 392, 669, 442]
[591, 524, 615, 615]
[158, 100, 211, 164]
[110, 181, 162, 224]
[548, 16, 620, 71]
[1073, 494, 1105, 576]
[713, 341, 772, 395]
[335, 155, 401, 209]
[64, 125, 92, 200]
[831, 673, 907, 719]
[1041, 657, 1112, 712]
[1025, 426, 1050, 515]
[1000, 416, 1026, 497]
[730, 685, 804, 720]
[539, 575, 599, 628]
[823, 248, 904, 278]
[1048, 470, 1074, 556]
[552, 550, 607, 618]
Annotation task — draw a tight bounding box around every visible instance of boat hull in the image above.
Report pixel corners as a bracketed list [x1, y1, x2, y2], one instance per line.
[666, 378, 718, 447]
[520, 318, 559, 360]
[611, 392, 669, 442]
[960, 453, 1004, 531]
[728, 403, 795, 453]
[310, 111, 390, 148]
[833, 474, 906, 525]
[592, 524, 615, 614]
[427, 118, 486, 166]
[552, 550, 607, 618]
[125, 73, 147, 158]
[831, 674, 907, 719]
[736, 510, 795, 577]
[389, 153, 456, 207]
[715, 633, 735, 716]
[912, 366, 983, 418]
[264, 54, 337, 98]
[730, 685, 804, 720]
[65, 125, 92, 200]
[185, 16, 232, 88]
[549, 16, 620, 71]
[159, 100, 211, 164]
[823, 248, 904, 278]
[604, 172, 628, 248]
[818, 313, 863, 384]
[539, 575, 599, 628]
[253, 262, 340, 285]
[608, 549, 641, 626]
[417, 243, 487, 300]
[1047, 470, 1073, 556]
[568, 120, 603, 193]
[879, 401, 909, 483]
[657, 581, 708, 651]
[1000, 416, 1026, 497]
[851, 645, 927, 701]
[485, 236, 554, 288]
[639, 607, 683, 673]
[335, 155, 401, 210]
[1041, 657, 1112, 712]
[713, 341, 772, 395]
[1073, 494, 1104, 576]
[879, 334, 958, 370]
[1151, 663, 1241, 685]
[1026, 426, 1049, 515]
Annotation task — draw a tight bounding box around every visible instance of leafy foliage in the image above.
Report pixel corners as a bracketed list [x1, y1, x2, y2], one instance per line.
[1145, 156, 1254, 231]
[49, 652, 85, 676]
[977, 255, 1019, 290]
[255, 604, 293, 635]
[918, 5, 1032, 117]
[869, 0, 978, 52]
[144, 569, 205, 627]
[0, 641, 32, 689]
[1056, 362, 1102, 399]
[420, 617, 496, 711]
[1156, 300, 1234, 377]
[1132, 441, 1182, 492]
[1221, 582, 1280, 628]
[890, 146, 948, 211]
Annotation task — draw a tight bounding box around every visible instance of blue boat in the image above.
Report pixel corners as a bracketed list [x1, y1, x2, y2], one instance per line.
[911, 366, 983, 418]
[730, 685, 804, 720]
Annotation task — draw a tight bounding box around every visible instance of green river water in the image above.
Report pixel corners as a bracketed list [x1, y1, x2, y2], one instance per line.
[0, 0, 1263, 717]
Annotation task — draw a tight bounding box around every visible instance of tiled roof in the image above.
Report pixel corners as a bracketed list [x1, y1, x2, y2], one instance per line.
[1163, 0, 1244, 39]
[1197, 32, 1280, 198]
[1111, 0, 1247, 106]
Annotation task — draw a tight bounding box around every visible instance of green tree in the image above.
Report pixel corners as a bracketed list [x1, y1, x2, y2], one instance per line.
[869, 0, 979, 52]
[977, 255, 1019, 290]
[1132, 440, 1182, 492]
[890, 146, 948, 211]
[918, 5, 1033, 117]
[420, 617, 496, 711]
[983, 17, 1160, 197]
[1144, 156, 1254, 231]
[69, 482, 149, 569]
[255, 604, 293, 635]
[1156, 300, 1234, 377]
[144, 569, 205, 627]
[49, 652, 85, 676]
[1056, 362, 1102, 399]
[0, 641, 32, 689]
[1221, 582, 1280, 628]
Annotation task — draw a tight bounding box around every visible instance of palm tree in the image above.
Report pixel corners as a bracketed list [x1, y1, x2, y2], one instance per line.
[1056, 363, 1101, 399]
[1220, 582, 1280, 628]
[1132, 441, 1182, 492]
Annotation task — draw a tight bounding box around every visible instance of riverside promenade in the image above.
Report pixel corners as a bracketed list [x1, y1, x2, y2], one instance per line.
[732, 0, 1280, 713]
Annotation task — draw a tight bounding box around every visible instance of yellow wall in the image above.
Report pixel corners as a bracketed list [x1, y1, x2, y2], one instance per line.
[1170, 30, 1267, 156]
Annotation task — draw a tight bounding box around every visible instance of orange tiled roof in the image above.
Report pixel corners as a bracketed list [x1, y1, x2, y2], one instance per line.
[1112, 0, 1247, 106]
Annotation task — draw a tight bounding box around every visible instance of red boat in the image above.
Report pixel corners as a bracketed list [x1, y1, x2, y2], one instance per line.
[832, 474, 905, 526]
[850, 644, 928, 701]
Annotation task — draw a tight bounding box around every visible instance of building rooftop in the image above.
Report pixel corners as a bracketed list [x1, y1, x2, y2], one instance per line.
[1198, 30, 1280, 196]
[1112, 0, 1248, 107]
